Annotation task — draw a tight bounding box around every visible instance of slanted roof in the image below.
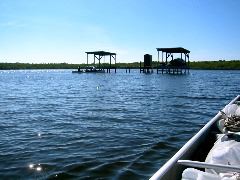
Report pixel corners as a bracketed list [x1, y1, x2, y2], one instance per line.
[156, 47, 190, 53]
[85, 51, 116, 56]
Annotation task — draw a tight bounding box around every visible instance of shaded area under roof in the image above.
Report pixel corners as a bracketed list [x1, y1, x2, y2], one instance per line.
[85, 51, 116, 56]
[156, 47, 190, 53]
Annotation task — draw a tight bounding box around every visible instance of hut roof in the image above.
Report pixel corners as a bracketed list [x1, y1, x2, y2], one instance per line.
[85, 51, 116, 56]
[156, 47, 190, 53]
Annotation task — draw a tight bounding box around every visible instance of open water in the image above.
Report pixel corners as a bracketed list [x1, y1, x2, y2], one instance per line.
[0, 69, 239, 179]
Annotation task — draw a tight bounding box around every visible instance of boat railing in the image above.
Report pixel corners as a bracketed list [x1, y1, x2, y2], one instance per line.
[178, 160, 240, 173]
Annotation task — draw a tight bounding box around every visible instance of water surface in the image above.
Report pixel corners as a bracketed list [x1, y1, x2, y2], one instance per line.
[0, 69, 239, 179]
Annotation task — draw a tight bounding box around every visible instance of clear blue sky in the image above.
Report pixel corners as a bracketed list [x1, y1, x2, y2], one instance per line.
[1, 0, 240, 64]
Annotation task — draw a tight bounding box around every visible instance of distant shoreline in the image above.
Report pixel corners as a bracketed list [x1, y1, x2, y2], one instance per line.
[0, 60, 240, 70]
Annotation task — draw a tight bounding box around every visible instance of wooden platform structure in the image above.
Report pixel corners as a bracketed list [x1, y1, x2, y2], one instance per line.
[156, 47, 190, 74]
[85, 51, 117, 73]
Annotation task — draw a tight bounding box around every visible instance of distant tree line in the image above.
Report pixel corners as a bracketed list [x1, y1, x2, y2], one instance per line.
[189, 60, 240, 70]
[0, 63, 79, 70]
[0, 60, 240, 70]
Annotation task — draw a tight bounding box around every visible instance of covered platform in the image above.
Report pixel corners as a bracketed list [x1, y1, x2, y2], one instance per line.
[156, 47, 190, 74]
[85, 51, 117, 73]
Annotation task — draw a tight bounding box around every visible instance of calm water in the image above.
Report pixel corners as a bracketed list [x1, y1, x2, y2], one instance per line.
[0, 69, 239, 179]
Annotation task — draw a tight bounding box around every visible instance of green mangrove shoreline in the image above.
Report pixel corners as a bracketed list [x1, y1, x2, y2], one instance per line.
[0, 60, 240, 70]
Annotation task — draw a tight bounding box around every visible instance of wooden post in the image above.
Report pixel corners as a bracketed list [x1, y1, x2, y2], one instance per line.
[115, 55, 116, 73]
[140, 61, 142, 73]
[162, 51, 163, 63]
[166, 52, 167, 64]
[185, 53, 187, 74]
[110, 55, 111, 68]
[99, 55, 101, 69]
[87, 53, 89, 65]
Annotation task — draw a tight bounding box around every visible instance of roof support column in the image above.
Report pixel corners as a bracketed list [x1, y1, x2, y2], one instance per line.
[114, 54, 117, 73]
[166, 52, 167, 64]
[99, 55, 101, 69]
[87, 53, 89, 65]
[110, 55, 111, 68]
[184, 53, 187, 73]
[162, 51, 163, 63]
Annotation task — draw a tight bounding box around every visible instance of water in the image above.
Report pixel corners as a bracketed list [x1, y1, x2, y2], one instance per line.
[0, 69, 239, 179]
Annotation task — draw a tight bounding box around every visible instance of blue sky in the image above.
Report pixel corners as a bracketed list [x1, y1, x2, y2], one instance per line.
[0, 0, 240, 63]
